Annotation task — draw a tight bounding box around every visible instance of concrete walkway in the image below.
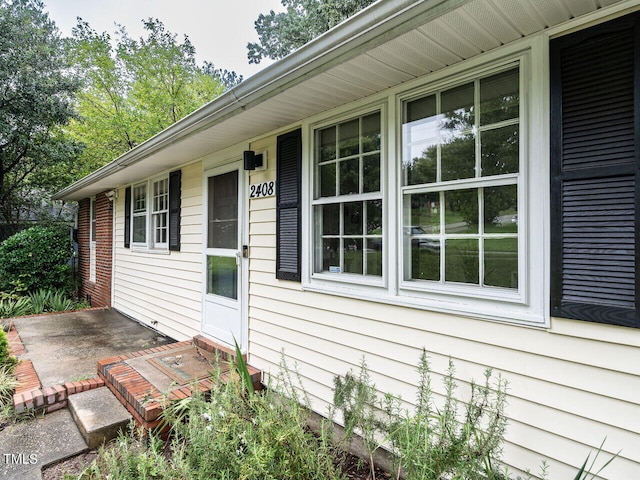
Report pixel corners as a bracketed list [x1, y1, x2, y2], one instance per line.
[1, 309, 176, 479]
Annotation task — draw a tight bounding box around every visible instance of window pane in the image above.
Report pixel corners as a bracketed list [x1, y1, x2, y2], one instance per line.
[403, 95, 438, 186]
[320, 163, 336, 197]
[445, 189, 478, 233]
[441, 82, 474, 131]
[344, 201, 363, 235]
[132, 216, 146, 243]
[484, 238, 518, 288]
[339, 119, 359, 158]
[207, 171, 238, 249]
[207, 255, 237, 299]
[362, 112, 381, 152]
[321, 203, 340, 235]
[406, 192, 440, 234]
[484, 185, 518, 234]
[343, 238, 363, 274]
[366, 200, 382, 234]
[480, 68, 519, 125]
[321, 238, 340, 272]
[319, 126, 336, 162]
[363, 154, 380, 193]
[445, 239, 479, 284]
[406, 95, 436, 123]
[365, 239, 382, 276]
[408, 239, 440, 281]
[441, 131, 476, 181]
[340, 158, 359, 195]
[481, 125, 519, 176]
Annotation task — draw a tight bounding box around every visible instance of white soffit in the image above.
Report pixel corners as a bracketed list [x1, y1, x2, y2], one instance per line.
[55, 0, 629, 200]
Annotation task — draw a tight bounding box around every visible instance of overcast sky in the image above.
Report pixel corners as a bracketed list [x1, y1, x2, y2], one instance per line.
[42, 0, 285, 80]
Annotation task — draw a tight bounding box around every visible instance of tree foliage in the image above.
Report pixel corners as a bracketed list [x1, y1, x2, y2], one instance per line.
[66, 18, 240, 178]
[0, 0, 81, 224]
[247, 0, 376, 64]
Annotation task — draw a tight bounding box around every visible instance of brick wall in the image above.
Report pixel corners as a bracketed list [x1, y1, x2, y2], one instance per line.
[78, 192, 113, 307]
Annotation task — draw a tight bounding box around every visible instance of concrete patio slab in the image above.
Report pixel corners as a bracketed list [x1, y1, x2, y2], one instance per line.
[12, 309, 174, 387]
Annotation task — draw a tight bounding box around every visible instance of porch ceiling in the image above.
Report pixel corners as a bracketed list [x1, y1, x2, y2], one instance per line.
[55, 0, 630, 201]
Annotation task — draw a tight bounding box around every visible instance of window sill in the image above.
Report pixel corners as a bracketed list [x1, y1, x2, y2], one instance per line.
[302, 279, 546, 327]
[130, 246, 171, 255]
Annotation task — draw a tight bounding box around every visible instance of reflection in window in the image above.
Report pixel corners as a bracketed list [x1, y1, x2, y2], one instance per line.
[401, 66, 519, 289]
[314, 111, 383, 278]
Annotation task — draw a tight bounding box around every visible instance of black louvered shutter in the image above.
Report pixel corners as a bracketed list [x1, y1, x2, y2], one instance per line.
[124, 186, 131, 249]
[550, 13, 639, 327]
[169, 169, 182, 251]
[276, 129, 302, 281]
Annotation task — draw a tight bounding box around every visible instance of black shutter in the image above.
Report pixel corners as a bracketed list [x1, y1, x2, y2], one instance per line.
[124, 186, 131, 249]
[550, 13, 640, 328]
[276, 129, 302, 281]
[169, 169, 182, 251]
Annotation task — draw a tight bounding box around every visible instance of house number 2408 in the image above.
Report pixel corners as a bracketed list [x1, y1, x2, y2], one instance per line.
[249, 181, 276, 199]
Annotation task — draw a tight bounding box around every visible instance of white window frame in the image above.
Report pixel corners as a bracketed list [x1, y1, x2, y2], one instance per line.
[129, 175, 170, 252]
[310, 106, 386, 287]
[151, 177, 169, 249]
[398, 61, 524, 304]
[303, 41, 548, 327]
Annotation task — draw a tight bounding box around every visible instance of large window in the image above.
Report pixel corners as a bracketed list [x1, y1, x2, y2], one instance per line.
[401, 67, 520, 291]
[130, 176, 169, 250]
[305, 56, 542, 324]
[313, 111, 383, 279]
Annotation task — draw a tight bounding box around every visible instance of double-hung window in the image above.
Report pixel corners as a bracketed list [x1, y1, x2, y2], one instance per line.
[130, 177, 169, 250]
[401, 66, 520, 294]
[312, 111, 383, 280]
[132, 183, 147, 245]
[152, 178, 169, 248]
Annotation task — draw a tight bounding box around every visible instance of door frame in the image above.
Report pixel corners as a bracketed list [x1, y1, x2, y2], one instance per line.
[201, 159, 249, 353]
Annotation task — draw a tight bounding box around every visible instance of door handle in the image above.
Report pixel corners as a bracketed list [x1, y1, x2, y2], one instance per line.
[235, 251, 242, 265]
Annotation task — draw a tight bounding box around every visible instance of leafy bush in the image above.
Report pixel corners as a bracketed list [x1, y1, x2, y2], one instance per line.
[0, 290, 87, 319]
[0, 329, 16, 370]
[334, 351, 508, 480]
[0, 225, 73, 293]
[0, 365, 18, 426]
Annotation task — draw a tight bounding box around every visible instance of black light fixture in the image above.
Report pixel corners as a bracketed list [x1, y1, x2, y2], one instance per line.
[243, 150, 263, 170]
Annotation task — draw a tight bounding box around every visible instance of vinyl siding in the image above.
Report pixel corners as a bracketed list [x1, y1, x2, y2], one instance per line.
[247, 132, 640, 478]
[113, 161, 203, 340]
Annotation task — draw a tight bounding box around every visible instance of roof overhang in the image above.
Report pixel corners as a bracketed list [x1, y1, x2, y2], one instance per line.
[54, 0, 634, 201]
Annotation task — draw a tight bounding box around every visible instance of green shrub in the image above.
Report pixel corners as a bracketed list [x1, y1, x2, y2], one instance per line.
[0, 225, 73, 293]
[0, 365, 18, 426]
[0, 329, 16, 370]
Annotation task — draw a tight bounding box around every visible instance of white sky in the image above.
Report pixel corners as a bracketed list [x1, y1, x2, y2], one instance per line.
[42, 0, 285, 80]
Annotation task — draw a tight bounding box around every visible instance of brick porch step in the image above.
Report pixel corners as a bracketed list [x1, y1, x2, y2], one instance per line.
[97, 336, 261, 431]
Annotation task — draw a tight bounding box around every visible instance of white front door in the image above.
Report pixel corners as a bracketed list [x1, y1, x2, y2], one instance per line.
[202, 162, 246, 349]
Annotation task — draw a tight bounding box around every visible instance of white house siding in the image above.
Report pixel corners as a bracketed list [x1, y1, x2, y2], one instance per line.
[247, 128, 640, 478]
[113, 161, 203, 341]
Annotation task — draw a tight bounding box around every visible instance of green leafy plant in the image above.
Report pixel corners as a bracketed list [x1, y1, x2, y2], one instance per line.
[573, 439, 619, 480]
[0, 226, 73, 294]
[234, 336, 254, 395]
[0, 296, 32, 319]
[334, 356, 386, 480]
[0, 365, 18, 426]
[0, 329, 17, 370]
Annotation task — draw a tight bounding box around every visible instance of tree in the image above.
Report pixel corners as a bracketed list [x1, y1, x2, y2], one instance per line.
[66, 18, 239, 178]
[247, 0, 376, 64]
[0, 0, 81, 226]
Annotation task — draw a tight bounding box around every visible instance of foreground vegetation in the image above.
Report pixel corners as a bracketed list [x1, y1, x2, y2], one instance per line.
[73, 351, 615, 480]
